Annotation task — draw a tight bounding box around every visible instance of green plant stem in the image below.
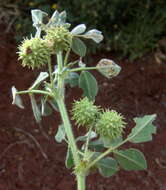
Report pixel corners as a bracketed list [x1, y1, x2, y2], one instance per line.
[86, 138, 128, 171]
[57, 98, 80, 165]
[70, 66, 98, 73]
[48, 58, 53, 88]
[77, 175, 86, 190]
[64, 48, 71, 66]
[83, 126, 93, 160]
[56, 51, 87, 190]
[56, 51, 80, 166]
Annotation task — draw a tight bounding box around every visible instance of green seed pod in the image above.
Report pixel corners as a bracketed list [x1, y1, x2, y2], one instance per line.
[95, 110, 126, 140]
[18, 37, 51, 69]
[71, 97, 100, 129]
[44, 26, 72, 53]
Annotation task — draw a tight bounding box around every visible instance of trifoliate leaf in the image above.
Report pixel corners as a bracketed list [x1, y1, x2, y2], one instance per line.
[55, 124, 66, 143]
[79, 71, 98, 100]
[30, 72, 49, 90]
[71, 37, 86, 57]
[83, 29, 103, 43]
[97, 157, 118, 177]
[114, 148, 147, 171]
[128, 114, 157, 143]
[11, 86, 24, 109]
[31, 9, 48, 26]
[71, 24, 86, 35]
[31, 9, 48, 36]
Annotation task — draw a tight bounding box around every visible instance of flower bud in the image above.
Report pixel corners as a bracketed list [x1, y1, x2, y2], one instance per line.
[95, 110, 126, 140]
[18, 37, 51, 69]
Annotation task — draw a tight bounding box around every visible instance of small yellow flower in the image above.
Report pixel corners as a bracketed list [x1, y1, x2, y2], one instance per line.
[29, 2, 36, 6]
[52, 3, 58, 9]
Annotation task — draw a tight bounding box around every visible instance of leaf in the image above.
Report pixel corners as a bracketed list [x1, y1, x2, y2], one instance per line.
[114, 148, 147, 171]
[48, 10, 70, 28]
[30, 94, 41, 123]
[79, 71, 98, 100]
[71, 24, 86, 35]
[97, 157, 118, 177]
[71, 37, 86, 57]
[11, 86, 24, 109]
[83, 29, 103, 43]
[30, 72, 49, 90]
[59, 11, 67, 24]
[128, 114, 157, 143]
[101, 136, 123, 148]
[76, 131, 97, 142]
[55, 124, 66, 143]
[31, 9, 48, 26]
[65, 147, 74, 169]
[65, 72, 79, 87]
[89, 139, 105, 152]
[41, 97, 52, 116]
[48, 99, 59, 112]
[31, 9, 48, 36]
[97, 59, 121, 79]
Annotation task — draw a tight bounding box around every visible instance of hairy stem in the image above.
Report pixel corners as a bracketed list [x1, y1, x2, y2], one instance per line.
[56, 51, 80, 166]
[77, 175, 86, 190]
[57, 98, 80, 165]
[83, 126, 93, 160]
[69, 66, 98, 73]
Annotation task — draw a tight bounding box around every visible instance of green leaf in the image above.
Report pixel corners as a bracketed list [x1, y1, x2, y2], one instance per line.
[89, 139, 104, 152]
[29, 94, 41, 123]
[76, 131, 97, 142]
[31, 9, 48, 26]
[82, 29, 103, 43]
[101, 136, 123, 148]
[71, 24, 86, 35]
[97, 59, 121, 79]
[128, 114, 157, 143]
[41, 97, 52, 116]
[79, 71, 98, 100]
[30, 72, 48, 90]
[11, 86, 24, 109]
[114, 148, 147, 171]
[65, 72, 79, 87]
[71, 37, 86, 57]
[48, 99, 59, 112]
[55, 124, 66, 143]
[65, 147, 74, 169]
[97, 157, 118, 177]
[31, 9, 48, 36]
